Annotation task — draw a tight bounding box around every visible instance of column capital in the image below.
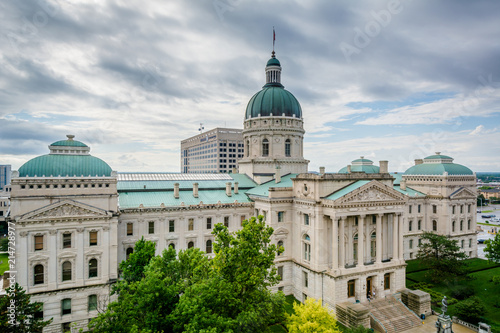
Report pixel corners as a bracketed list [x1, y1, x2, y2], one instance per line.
[395, 212, 402, 216]
[339, 216, 347, 221]
[359, 214, 366, 219]
[377, 213, 384, 217]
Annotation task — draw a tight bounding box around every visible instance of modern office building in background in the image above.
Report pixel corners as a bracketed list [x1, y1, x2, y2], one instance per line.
[180, 128, 244, 173]
[0, 165, 11, 190]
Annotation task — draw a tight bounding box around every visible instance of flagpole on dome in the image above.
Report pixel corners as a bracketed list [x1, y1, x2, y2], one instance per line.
[272, 27, 276, 58]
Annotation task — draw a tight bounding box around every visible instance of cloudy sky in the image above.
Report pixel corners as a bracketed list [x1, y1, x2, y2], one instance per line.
[1, 0, 500, 173]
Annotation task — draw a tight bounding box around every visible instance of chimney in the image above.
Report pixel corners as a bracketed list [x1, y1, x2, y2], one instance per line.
[174, 183, 179, 199]
[232, 167, 237, 174]
[234, 182, 239, 194]
[379, 160, 388, 173]
[400, 179, 407, 191]
[226, 182, 232, 197]
[319, 166, 325, 175]
[193, 183, 199, 198]
[347, 165, 351, 173]
[275, 166, 281, 183]
[415, 159, 423, 165]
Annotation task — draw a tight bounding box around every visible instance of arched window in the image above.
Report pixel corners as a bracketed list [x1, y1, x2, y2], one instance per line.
[277, 240, 284, 255]
[370, 232, 376, 257]
[188, 241, 194, 249]
[353, 234, 358, 262]
[34, 264, 44, 285]
[433, 220, 437, 231]
[126, 247, 133, 260]
[303, 234, 311, 261]
[169, 243, 175, 250]
[62, 261, 72, 282]
[206, 240, 212, 254]
[285, 139, 291, 157]
[89, 259, 98, 278]
[262, 139, 269, 157]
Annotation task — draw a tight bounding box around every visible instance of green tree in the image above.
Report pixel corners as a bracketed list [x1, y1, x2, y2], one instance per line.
[454, 297, 485, 325]
[485, 233, 500, 263]
[477, 194, 487, 207]
[416, 232, 468, 282]
[172, 216, 286, 332]
[287, 298, 340, 333]
[0, 237, 8, 251]
[0, 283, 53, 332]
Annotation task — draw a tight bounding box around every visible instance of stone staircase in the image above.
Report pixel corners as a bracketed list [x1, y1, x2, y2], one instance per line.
[367, 296, 422, 333]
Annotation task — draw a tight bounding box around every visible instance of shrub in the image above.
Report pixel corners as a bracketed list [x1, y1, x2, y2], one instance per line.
[449, 285, 475, 300]
[454, 297, 485, 325]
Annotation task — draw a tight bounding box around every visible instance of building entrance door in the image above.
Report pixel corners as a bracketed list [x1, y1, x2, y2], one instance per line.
[366, 277, 373, 300]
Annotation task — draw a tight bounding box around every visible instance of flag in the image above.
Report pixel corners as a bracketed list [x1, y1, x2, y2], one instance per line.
[273, 28, 275, 50]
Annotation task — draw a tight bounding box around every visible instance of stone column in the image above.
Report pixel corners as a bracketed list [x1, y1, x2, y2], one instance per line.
[48, 229, 57, 289]
[376, 214, 382, 264]
[348, 217, 353, 266]
[398, 214, 404, 260]
[358, 215, 365, 266]
[339, 217, 346, 268]
[76, 228, 85, 283]
[392, 213, 398, 262]
[332, 216, 339, 270]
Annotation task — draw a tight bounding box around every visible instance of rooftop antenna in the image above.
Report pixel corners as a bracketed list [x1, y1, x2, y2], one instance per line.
[198, 123, 204, 134]
[272, 27, 276, 57]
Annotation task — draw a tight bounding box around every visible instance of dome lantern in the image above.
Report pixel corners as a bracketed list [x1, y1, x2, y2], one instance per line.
[265, 51, 282, 87]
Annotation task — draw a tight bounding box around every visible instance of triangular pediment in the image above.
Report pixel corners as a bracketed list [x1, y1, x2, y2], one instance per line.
[331, 181, 407, 206]
[450, 187, 476, 199]
[19, 200, 111, 222]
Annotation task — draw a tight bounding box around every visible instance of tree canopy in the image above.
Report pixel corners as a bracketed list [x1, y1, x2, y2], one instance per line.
[90, 215, 285, 333]
[485, 233, 500, 263]
[416, 232, 468, 281]
[286, 298, 340, 333]
[0, 283, 52, 332]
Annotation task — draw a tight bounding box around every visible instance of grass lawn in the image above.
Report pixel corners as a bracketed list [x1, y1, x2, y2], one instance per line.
[406, 259, 500, 332]
[481, 210, 494, 213]
[0, 253, 9, 275]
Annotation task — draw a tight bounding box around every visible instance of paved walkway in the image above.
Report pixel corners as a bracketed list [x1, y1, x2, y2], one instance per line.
[405, 315, 475, 333]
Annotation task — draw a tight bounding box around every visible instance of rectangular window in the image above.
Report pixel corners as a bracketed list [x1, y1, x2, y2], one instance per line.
[468, 204, 471, 213]
[207, 217, 212, 229]
[224, 216, 230, 228]
[409, 205, 412, 214]
[460, 205, 463, 214]
[384, 273, 390, 290]
[241, 215, 246, 226]
[433, 205, 437, 214]
[348, 280, 355, 298]
[89, 231, 98, 246]
[452, 206, 455, 214]
[303, 271, 308, 288]
[418, 205, 421, 213]
[277, 266, 283, 281]
[169, 220, 175, 232]
[35, 235, 44, 251]
[304, 214, 309, 225]
[188, 218, 194, 231]
[418, 238, 422, 246]
[278, 211, 284, 222]
[88, 295, 97, 311]
[418, 220, 421, 230]
[148, 221, 155, 234]
[303, 293, 307, 301]
[409, 221, 412, 232]
[461, 240, 464, 248]
[63, 233, 71, 249]
[61, 299, 71, 315]
[469, 238, 472, 248]
[409, 239, 413, 249]
[127, 223, 133, 236]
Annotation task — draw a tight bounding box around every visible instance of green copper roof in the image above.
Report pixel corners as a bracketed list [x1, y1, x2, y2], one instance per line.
[266, 57, 281, 67]
[338, 165, 380, 174]
[393, 185, 425, 197]
[118, 189, 252, 209]
[325, 180, 371, 200]
[18, 154, 112, 177]
[245, 174, 297, 197]
[245, 86, 302, 119]
[404, 163, 473, 176]
[424, 154, 453, 160]
[50, 140, 88, 147]
[390, 172, 403, 185]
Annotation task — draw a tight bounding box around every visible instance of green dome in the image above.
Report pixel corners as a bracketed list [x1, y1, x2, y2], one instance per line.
[338, 165, 380, 174]
[404, 163, 473, 176]
[404, 153, 473, 176]
[245, 86, 302, 119]
[266, 57, 281, 67]
[50, 139, 88, 147]
[18, 154, 112, 177]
